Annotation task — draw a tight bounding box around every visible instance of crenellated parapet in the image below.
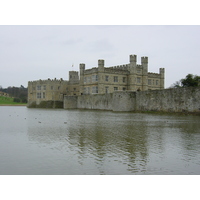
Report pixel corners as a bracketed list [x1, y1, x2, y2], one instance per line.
[106, 64, 129, 71]
[148, 72, 160, 78]
[28, 78, 69, 85]
[84, 67, 98, 75]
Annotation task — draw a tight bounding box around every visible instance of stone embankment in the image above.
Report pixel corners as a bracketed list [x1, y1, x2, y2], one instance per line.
[64, 87, 200, 114]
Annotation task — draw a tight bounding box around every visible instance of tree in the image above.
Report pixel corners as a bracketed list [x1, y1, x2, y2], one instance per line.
[181, 74, 200, 87]
[170, 74, 200, 88]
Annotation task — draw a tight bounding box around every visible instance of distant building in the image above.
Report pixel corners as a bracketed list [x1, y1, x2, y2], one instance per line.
[0, 91, 9, 97]
[27, 54, 165, 107]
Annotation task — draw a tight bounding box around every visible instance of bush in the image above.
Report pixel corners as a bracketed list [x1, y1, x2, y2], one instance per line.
[13, 98, 21, 103]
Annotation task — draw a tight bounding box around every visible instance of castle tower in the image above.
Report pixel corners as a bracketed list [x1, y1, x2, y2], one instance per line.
[141, 56, 148, 91]
[128, 54, 137, 91]
[79, 63, 85, 95]
[159, 68, 165, 89]
[98, 59, 105, 94]
[69, 71, 79, 84]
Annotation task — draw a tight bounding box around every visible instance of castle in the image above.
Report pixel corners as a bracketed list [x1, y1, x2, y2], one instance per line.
[27, 54, 165, 108]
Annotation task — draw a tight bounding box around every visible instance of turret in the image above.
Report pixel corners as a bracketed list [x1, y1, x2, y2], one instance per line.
[98, 59, 104, 72]
[129, 54, 137, 73]
[79, 63, 85, 75]
[159, 68, 165, 89]
[128, 54, 137, 90]
[79, 63, 85, 95]
[130, 54, 137, 64]
[141, 57, 148, 90]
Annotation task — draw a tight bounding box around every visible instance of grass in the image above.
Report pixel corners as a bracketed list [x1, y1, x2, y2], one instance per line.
[0, 96, 26, 106]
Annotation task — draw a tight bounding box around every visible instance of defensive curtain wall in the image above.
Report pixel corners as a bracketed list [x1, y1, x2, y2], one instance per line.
[64, 86, 200, 113]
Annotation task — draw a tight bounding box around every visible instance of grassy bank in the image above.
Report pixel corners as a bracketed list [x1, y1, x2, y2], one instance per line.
[0, 96, 27, 106]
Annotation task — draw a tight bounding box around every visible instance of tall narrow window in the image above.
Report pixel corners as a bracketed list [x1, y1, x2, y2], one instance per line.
[105, 76, 109, 81]
[114, 76, 118, 82]
[92, 86, 98, 94]
[105, 87, 109, 93]
[37, 92, 41, 98]
[92, 75, 98, 82]
[137, 77, 141, 83]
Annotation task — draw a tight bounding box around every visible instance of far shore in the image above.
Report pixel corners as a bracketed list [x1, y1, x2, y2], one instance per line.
[0, 104, 27, 106]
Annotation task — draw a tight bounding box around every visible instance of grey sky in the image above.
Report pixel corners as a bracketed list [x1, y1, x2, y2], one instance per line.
[0, 25, 200, 88]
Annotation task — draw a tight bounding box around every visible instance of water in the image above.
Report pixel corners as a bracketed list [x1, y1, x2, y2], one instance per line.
[0, 106, 200, 175]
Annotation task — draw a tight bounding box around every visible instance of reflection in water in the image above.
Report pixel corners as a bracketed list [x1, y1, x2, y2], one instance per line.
[26, 109, 200, 174]
[1, 107, 200, 174]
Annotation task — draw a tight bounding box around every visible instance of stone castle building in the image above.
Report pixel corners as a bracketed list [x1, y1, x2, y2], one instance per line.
[27, 54, 165, 108]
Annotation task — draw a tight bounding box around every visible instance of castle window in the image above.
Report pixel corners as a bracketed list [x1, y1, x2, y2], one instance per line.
[37, 85, 41, 90]
[51, 86, 53, 90]
[123, 77, 126, 83]
[58, 86, 60, 90]
[105, 87, 109, 93]
[43, 85, 46, 90]
[137, 70, 141, 74]
[84, 77, 86, 83]
[84, 87, 87, 94]
[123, 87, 126, 91]
[137, 77, 141, 83]
[37, 92, 41, 98]
[92, 75, 98, 82]
[87, 87, 90, 94]
[92, 86, 98, 94]
[114, 76, 118, 82]
[114, 87, 118, 91]
[43, 92, 45, 98]
[156, 80, 159, 85]
[105, 76, 109, 81]
[74, 88, 76, 91]
[148, 79, 151, 85]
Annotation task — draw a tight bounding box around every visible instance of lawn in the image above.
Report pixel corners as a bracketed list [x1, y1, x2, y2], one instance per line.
[0, 96, 27, 105]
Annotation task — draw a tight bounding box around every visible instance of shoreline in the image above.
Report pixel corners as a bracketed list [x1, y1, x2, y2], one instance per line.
[0, 104, 27, 106]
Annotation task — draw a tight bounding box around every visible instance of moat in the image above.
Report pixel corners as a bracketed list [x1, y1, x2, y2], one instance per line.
[1, 106, 200, 175]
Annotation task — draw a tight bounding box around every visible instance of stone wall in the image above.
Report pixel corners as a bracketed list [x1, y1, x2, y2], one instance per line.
[64, 87, 200, 113]
[64, 93, 113, 110]
[135, 87, 200, 113]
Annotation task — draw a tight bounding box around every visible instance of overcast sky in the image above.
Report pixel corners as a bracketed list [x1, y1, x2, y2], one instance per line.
[0, 25, 199, 88]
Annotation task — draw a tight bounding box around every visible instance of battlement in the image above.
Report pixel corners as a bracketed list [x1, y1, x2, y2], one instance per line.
[148, 72, 160, 78]
[130, 54, 137, 63]
[141, 56, 148, 63]
[159, 68, 165, 73]
[69, 71, 79, 75]
[98, 59, 104, 67]
[84, 67, 98, 75]
[80, 63, 85, 69]
[28, 78, 68, 84]
[107, 64, 129, 70]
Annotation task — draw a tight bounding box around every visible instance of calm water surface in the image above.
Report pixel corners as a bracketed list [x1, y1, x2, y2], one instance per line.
[0, 106, 200, 175]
